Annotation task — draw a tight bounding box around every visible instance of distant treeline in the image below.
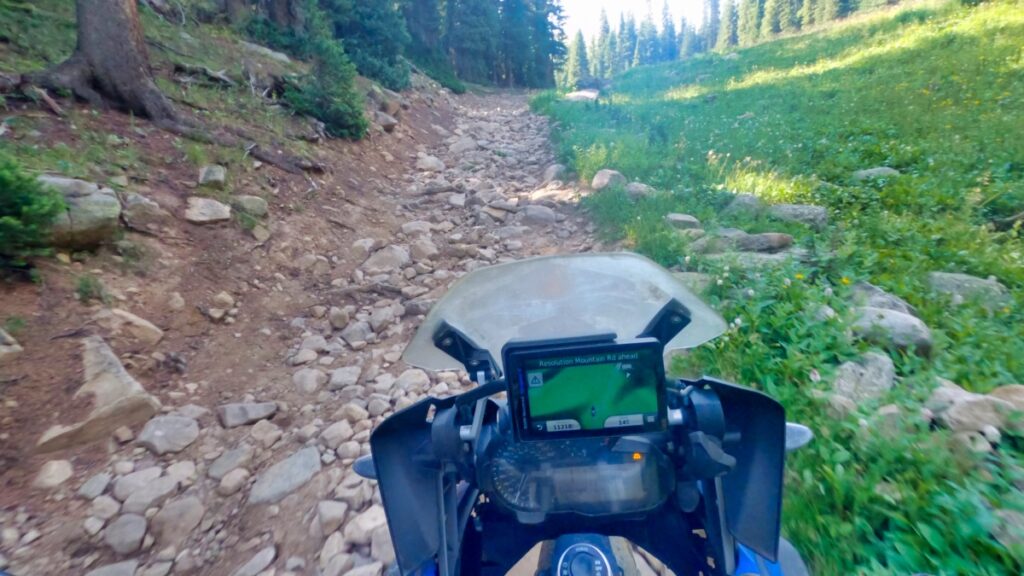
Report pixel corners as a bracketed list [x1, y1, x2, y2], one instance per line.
[238, 0, 566, 92]
[562, 0, 904, 89]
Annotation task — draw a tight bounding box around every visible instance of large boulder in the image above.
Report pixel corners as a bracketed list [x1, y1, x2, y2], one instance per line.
[851, 307, 933, 357]
[541, 164, 567, 184]
[850, 282, 917, 317]
[39, 176, 121, 249]
[591, 169, 626, 191]
[927, 272, 1010, 308]
[36, 336, 161, 453]
[185, 197, 231, 224]
[93, 308, 164, 346]
[832, 351, 895, 402]
[361, 245, 409, 274]
[927, 380, 1014, 434]
[767, 204, 829, 230]
[120, 192, 171, 231]
[0, 328, 23, 365]
[720, 194, 764, 217]
[853, 167, 899, 181]
[249, 447, 322, 504]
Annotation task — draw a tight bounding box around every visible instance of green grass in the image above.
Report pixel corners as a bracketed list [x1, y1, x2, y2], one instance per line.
[537, 1, 1024, 574]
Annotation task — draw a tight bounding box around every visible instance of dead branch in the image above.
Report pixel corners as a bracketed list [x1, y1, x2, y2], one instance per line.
[24, 85, 66, 117]
[330, 283, 405, 299]
[173, 63, 236, 87]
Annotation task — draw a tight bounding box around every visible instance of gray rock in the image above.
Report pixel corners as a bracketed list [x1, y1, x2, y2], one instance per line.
[329, 307, 350, 330]
[217, 468, 251, 496]
[691, 231, 793, 254]
[113, 467, 162, 501]
[340, 321, 374, 346]
[343, 504, 387, 545]
[521, 205, 557, 225]
[320, 420, 354, 449]
[665, 213, 701, 230]
[93, 308, 164, 346]
[721, 193, 764, 217]
[927, 272, 1010, 308]
[853, 166, 899, 181]
[625, 182, 655, 199]
[852, 307, 933, 356]
[401, 221, 433, 235]
[329, 366, 362, 391]
[230, 546, 276, 576]
[208, 445, 255, 480]
[375, 111, 399, 133]
[185, 197, 231, 224]
[138, 562, 173, 576]
[410, 236, 439, 260]
[39, 175, 122, 249]
[347, 562, 384, 576]
[122, 475, 178, 514]
[231, 195, 268, 217]
[250, 419, 282, 448]
[198, 165, 227, 189]
[104, 513, 147, 554]
[121, 192, 171, 231]
[34, 459, 73, 489]
[0, 328, 22, 365]
[850, 282, 917, 317]
[990, 385, 1024, 412]
[249, 447, 322, 504]
[993, 510, 1024, 551]
[138, 416, 199, 455]
[416, 155, 445, 172]
[216, 402, 277, 428]
[767, 204, 828, 230]
[293, 367, 327, 393]
[318, 500, 349, 534]
[240, 41, 292, 63]
[36, 336, 162, 453]
[449, 136, 478, 154]
[395, 369, 430, 392]
[371, 525, 396, 565]
[362, 245, 410, 274]
[832, 351, 895, 402]
[78, 472, 112, 500]
[672, 272, 712, 294]
[591, 169, 626, 191]
[85, 561, 139, 576]
[542, 164, 567, 184]
[151, 496, 205, 547]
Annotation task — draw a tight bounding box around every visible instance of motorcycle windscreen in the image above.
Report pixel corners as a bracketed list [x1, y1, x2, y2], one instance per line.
[403, 253, 727, 374]
[370, 396, 456, 574]
[706, 379, 786, 562]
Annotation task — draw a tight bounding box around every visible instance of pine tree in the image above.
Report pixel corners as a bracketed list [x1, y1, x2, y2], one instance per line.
[619, 14, 638, 70]
[704, 0, 721, 50]
[329, 0, 412, 90]
[781, 0, 799, 32]
[799, 0, 817, 27]
[660, 1, 678, 62]
[607, 31, 620, 74]
[526, 0, 566, 88]
[498, 0, 533, 86]
[679, 19, 700, 57]
[445, 0, 501, 84]
[634, 11, 659, 66]
[595, 9, 611, 79]
[817, 0, 842, 22]
[403, 0, 442, 52]
[716, 0, 739, 51]
[564, 29, 591, 89]
[737, 0, 761, 46]
[761, 0, 783, 37]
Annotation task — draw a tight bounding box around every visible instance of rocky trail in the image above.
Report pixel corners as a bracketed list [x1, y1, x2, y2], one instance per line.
[0, 90, 602, 576]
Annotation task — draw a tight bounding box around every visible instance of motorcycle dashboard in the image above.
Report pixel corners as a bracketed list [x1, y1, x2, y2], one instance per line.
[503, 338, 668, 442]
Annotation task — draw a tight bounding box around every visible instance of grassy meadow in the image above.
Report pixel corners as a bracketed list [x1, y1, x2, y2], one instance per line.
[536, 1, 1024, 573]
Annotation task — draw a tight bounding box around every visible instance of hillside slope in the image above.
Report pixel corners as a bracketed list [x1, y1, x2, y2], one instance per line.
[538, 1, 1024, 574]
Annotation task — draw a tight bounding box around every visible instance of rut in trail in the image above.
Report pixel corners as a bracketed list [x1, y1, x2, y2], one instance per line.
[3, 91, 610, 576]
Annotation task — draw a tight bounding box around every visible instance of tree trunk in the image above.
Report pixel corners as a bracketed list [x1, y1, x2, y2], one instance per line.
[28, 0, 179, 123]
[264, 0, 303, 32]
[224, 0, 249, 23]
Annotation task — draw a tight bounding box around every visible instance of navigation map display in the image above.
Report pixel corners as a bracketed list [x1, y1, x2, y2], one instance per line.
[505, 340, 666, 440]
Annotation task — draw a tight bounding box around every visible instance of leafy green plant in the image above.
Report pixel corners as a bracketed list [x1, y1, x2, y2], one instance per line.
[75, 274, 108, 304]
[0, 153, 65, 269]
[3, 316, 26, 335]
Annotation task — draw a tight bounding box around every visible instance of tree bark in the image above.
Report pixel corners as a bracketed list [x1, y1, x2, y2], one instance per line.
[224, 0, 249, 24]
[264, 0, 303, 32]
[27, 0, 179, 123]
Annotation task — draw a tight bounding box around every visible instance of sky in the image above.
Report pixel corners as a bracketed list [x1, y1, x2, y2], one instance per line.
[560, 0, 705, 41]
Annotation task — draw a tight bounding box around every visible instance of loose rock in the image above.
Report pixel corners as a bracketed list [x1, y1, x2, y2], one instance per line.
[105, 513, 147, 554]
[138, 416, 199, 455]
[185, 197, 231, 224]
[591, 169, 626, 191]
[216, 402, 278, 428]
[34, 459, 73, 489]
[832, 351, 896, 402]
[851, 307, 933, 357]
[249, 447, 322, 504]
[230, 546, 276, 576]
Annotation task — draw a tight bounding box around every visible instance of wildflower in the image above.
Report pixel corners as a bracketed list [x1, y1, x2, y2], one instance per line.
[717, 279, 724, 286]
[841, 277, 851, 286]
[732, 317, 743, 327]
[684, 255, 691, 264]
[795, 273, 805, 280]
[746, 289, 755, 298]
[824, 287, 834, 297]
[809, 369, 821, 383]
[784, 278, 792, 287]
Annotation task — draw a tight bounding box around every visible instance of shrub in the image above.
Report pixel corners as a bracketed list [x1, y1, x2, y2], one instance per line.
[283, 33, 368, 139]
[0, 154, 64, 269]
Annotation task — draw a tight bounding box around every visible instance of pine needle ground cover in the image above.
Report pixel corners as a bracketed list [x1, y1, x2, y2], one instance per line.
[537, 1, 1024, 573]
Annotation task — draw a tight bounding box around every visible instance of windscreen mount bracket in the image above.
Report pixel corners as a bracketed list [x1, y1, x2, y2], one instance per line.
[433, 321, 501, 383]
[637, 299, 692, 345]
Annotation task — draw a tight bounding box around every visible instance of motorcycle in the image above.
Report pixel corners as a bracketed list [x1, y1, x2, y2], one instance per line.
[354, 253, 813, 576]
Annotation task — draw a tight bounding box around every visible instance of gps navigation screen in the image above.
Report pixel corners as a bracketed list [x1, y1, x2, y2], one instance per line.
[513, 344, 665, 438]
